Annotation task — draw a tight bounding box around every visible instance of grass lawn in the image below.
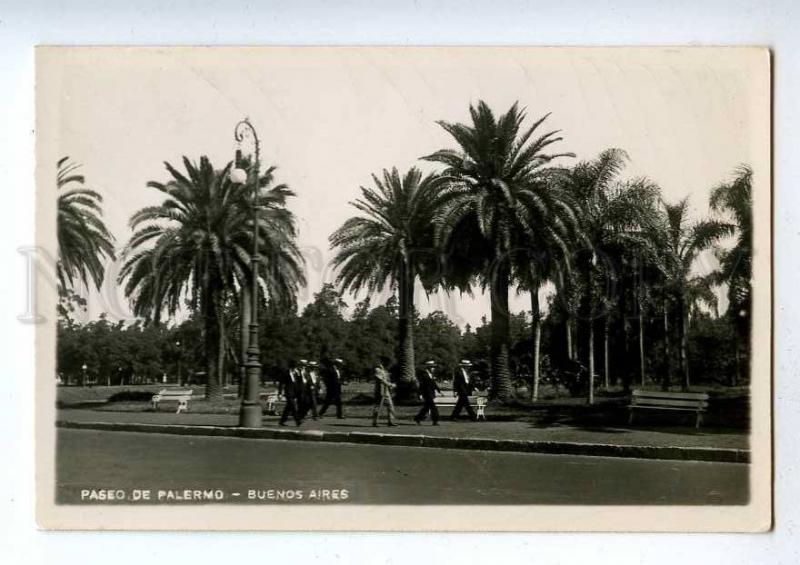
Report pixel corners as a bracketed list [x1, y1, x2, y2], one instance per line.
[56, 379, 749, 429]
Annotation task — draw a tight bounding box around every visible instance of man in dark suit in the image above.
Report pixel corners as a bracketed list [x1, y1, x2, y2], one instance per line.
[319, 358, 345, 419]
[451, 359, 477, 421]
[414, 360, 441, 425]
[300, 360, 320, 420]
[279, 361, 303, 427]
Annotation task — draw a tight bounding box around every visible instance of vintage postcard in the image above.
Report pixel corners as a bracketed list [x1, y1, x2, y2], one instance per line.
[34, 46, 771, 531]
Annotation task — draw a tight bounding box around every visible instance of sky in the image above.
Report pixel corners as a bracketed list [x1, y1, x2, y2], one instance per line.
[39, 47, 769, 328]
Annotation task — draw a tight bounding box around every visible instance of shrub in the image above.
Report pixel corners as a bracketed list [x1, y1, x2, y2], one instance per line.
[107, 390, 154, 403]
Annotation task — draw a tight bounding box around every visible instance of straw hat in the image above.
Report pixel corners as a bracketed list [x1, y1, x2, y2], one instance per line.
[424, 360, 437, 366]
[459, 359, 472, 366]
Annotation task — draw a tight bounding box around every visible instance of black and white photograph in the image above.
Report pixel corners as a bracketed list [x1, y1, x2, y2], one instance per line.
[33, 46, 771, 531]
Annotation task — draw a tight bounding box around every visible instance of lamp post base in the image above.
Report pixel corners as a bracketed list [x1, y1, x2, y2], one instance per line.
[238, 358, 263, 428]
[239, 401, 263, 428]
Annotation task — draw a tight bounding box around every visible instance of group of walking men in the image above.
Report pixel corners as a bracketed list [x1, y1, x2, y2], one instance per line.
[278, 358, 344, 426]
[277, 355, 479, 427]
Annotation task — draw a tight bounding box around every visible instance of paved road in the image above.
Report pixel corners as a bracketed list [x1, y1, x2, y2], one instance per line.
[56, 429, 748, 505]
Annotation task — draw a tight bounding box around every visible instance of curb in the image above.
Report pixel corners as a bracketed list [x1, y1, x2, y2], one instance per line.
[55, 420, 750, 464]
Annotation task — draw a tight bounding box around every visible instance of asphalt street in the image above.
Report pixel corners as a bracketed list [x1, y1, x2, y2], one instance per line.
[56, 429, 749, 505]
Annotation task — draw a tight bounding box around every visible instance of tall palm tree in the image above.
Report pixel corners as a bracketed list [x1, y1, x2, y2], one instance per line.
[330, 167, 442, 398]
[119, 156, 304, 400]
[652, 198, 733, 390]
[515, 251, 563, 402]
[560, 149, 661, 403]
[710, 165, 752, 384]
[56, 157, 115, 293]
[423, 101, 574, 401]
[512, 173, 580, 401]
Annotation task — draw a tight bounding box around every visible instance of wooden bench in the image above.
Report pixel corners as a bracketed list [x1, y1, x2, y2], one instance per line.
[628, 389, 709, 429]
[151, 389, 193, 414]
[433, 395, 488, 420]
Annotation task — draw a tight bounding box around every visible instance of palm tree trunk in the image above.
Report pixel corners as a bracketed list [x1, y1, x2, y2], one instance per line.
[217, 308, 226, 389]
[239, 284, 251, 398]
[566, 319, 574, 361]
[662, 298, 671, 392]
[204, 284, 223, 401]
[679, 297, 690, 391]
[603, 316, 610, 390]
[490, 256, 513, 401]
[395, 259, 417, 402]
[530, 285, 541, 402]
[588, 319, 595, 405]
[638, 309, 646, 386]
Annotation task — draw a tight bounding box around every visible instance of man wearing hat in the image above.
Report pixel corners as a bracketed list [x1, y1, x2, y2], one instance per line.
[279, 360, 304, 427]
[319, 357, 345, 419]
[414, 360, 442, 425]
[301, 360, 321, 420]
[451, 359, 477, 421]
[371, 356, 397, 427]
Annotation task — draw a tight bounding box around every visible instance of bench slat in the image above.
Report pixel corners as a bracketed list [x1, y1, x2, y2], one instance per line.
[631, 390, 708, 400]
[433, 396, 485, 404]
[631, 398, 708, 409]
[630, 405, 704, 412]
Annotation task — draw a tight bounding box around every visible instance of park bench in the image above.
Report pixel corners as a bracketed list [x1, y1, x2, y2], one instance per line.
[433, 394, 488, 420]
[151, 389, 193, 414]
[628, 389, 709, 429]
[265, 391, 284, 415]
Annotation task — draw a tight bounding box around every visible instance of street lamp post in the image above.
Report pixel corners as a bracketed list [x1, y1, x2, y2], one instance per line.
[232, 118, 263, 428]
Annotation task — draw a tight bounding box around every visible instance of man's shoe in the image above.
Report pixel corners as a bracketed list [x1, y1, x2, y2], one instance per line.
[372, 422, 378, 427]
[388, 423, 397, 427]
[279, 421, 287, 427]
[414, 418, 421, 425]
[432, 422, 439, 426]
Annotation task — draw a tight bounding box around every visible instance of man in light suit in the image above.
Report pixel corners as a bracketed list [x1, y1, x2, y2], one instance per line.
[414, 360, 441, 426]
[371, 357, 397, 427]
[451, 359, 477, 421]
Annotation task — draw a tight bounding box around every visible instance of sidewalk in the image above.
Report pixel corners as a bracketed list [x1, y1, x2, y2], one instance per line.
[56, 408, 750, 463]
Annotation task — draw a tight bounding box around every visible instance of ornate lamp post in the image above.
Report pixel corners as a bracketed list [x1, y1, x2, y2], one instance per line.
[231, 118, 263, 428]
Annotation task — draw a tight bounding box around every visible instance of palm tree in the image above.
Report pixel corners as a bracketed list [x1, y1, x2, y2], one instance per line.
[57, 157, 115, 293]
[560, 149, 661, 403]
[119, 156, 304, 400]
[710, 165, 752, 385]
[652, 198, 733, 390]
[423, 101, 575, 401]
[516, 252, 562, 402]
[512, 176, 580, 402]
[330, 167, 442, 398]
